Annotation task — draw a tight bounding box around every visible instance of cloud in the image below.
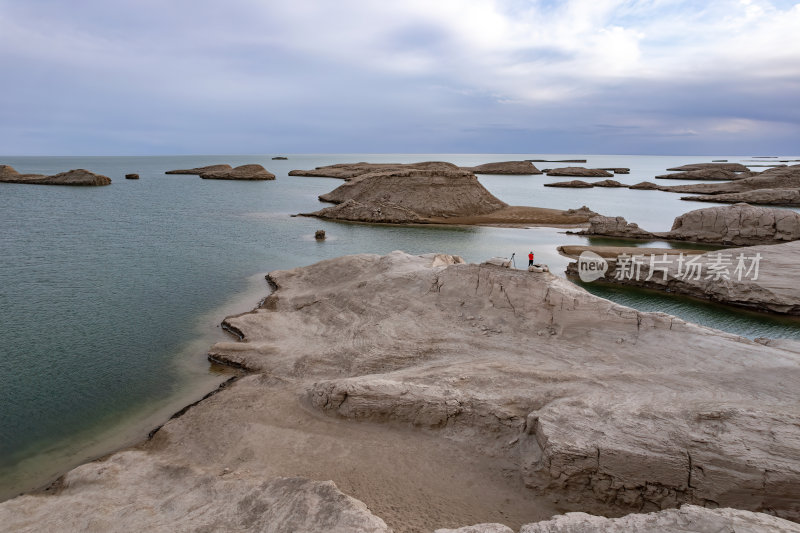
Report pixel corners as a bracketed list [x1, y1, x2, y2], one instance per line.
[0, 0, 798, 154]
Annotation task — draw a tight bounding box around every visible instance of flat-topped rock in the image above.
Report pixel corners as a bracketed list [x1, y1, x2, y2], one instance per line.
[668, 202, 800, 245]
[460, 161, 542, 175]
[544, 180, 593, 188]
[666, 162, 750, 172]
[655, 168, 750, 181]
[663, 164, 800, 195]
[597, 168, 630, 174]
[592, 179, 625, 187]
[546, 167, 613, 177]
[200, 164, 275, 180]
[682, 188, 800, 206]
[165, 164, 232, 175]
[289, 161, 459, 180]
[577, 203, 800, 245]
[567, 240, 800, 314]
[0, 166, 111, 186]
[628, 181, 663, 190]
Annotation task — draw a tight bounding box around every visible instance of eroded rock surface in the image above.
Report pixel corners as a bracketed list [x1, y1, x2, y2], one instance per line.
[289, 161, 459, 179]
[664, 164, 800, 195]
[200, 164, 275, 180]
[0, 165, 111, 186]
[578, 215, 655, 238]
[165, 164, 232, 174]
[566, 240, 800, 314]
[655, 168, 750, 181]
[669, 203, 800, 245]
[544, 180, 593, 188]
[682, 188, 800, 206]
[665, 162, 750, 172]
[460, 161, 542, 175]
[546, 167, 613, 177]
[210, 252, 800, 520]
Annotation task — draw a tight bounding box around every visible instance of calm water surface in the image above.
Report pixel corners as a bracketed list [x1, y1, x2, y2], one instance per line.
[1, 153, 799, 500]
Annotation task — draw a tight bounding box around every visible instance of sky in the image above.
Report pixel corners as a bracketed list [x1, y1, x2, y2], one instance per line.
[1, 0, 799, 155]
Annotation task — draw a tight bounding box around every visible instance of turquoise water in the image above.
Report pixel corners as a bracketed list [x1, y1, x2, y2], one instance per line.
[1, 153, 799, 500]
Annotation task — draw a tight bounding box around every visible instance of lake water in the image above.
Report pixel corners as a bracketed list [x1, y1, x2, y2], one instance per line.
[1, 153, 799, 500]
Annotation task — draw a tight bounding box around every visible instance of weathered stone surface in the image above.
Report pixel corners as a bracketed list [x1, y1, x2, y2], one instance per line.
[460, 161, 542, 175]
[124, 173, 139, 180]
[289, 161, 460, 180]
[655, 168, 750, 181]
[165, 164, 232, 174]
[316, 168, 506, 218]
[544, 180, 593, 188]
[664, 164, 800, 195]
[519, 505, 800, 532]
[682, 188, 800, 206]
[546, 167, 613, 177]
[210, 252, 800, 520]
[668, 203, 800, 245]
[0, 453, 389, 533]
[200, 164, 275, 180]
[666, 162, 750, 172]
[592, 179, 625, 188]
[597, 168, 630, 174]
[436, 524, 514, 533]
[310, 199, 424, 224]
[628, 181, 663, 190]
[578, 215, 655, 238]
[566, 240, 800, 314]
[577, 204, 800, 245]
[0, 166, 111, 186]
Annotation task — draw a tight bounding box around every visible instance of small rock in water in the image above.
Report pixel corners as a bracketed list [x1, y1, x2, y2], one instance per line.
[125, 173, 139, 179]
[314, 229, 326, 240]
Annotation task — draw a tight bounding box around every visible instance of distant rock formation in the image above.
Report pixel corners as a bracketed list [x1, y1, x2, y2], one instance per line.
[682, 188, 800, 206]
[272, 156, 288, 160]
[544, 180, 593, 188]
[546, 167, 613, 177]
[597, 167, 630, 174]
[577, 203, 800, 246]
[166, 164, 232, 175]
[628, 181, 662, 190]
[655, 168, 750, 180]
[666, 162, 749, 172]
[200, 164, 275, 180]
[125, 173, 139, 180]
[662, 164, 800, 195]
[0, 165, 111, 186]
[459, 161, 542, 175]
[306, 168, 596, 226]
[545, 179, 625, 188]
[289, 161, 460, 180]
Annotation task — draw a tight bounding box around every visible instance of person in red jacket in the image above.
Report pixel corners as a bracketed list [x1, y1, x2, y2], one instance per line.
[528, 251, 534, 266]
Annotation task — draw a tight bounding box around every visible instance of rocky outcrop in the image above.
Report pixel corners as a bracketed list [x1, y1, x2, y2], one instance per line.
[272, 156, 288, 160]
[289, 161, 460, 180]
[669, 203, 800, 245]
[544, 180, 624, 188]
[682, 188, 800, 206]
[592, 179, 625, 187]
[200, 164, 275, 180]
[125, 173, 139, 180]
[566, 240, 800, 314]
[210, 252, 800, 519]
[460, 161, 542, 175]
[165, 164, 232, 174]
[655, 168, 750, 181]
[578, 215, 655, 238]
[306, 168, 596, 226]
[663, 164, 800, 195]
[597, 168, 630, 174]
[0, 165, 111, 186]
[517, 506, 800, 533]
[666, 162, 749, 172]
[577, 204, 800, 245]
[0, 453, 390, 533]
[628, 181, 663, 190]
[544, 180, 593, 188]
[316, 168, 506, 217]
[546, 167, 613, 177]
